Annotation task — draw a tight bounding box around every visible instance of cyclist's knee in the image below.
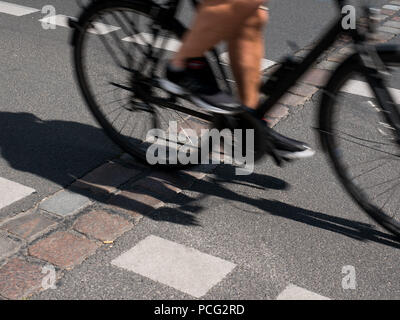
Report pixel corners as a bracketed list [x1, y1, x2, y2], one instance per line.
[231, 0, 263, 11]
[232, 0, 268, 24]
[238, 6, 268, 32]
[250, 7, 269, 29]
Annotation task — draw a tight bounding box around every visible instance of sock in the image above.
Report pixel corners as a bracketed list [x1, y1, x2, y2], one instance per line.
[168, 56, 206, 72]
[242, 105, 270, 125]
[242, 105, 257, 115]
[168, 61, 185, 72]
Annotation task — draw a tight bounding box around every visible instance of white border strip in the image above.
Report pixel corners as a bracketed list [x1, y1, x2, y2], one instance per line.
[0, 1, 39, 16]
[219, 52, 276, 71]
[0, 177, 35, 210]
[341, 79, 400, 104]
[39, 15, 120, 35]
[277, 284, 330, 300]
[122, 32, 182, 52]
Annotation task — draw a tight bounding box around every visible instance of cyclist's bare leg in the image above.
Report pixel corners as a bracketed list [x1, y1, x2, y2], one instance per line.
[168, 1, 315, 159]
[172, 0, 265, 68]
[228, 7, 268, 108]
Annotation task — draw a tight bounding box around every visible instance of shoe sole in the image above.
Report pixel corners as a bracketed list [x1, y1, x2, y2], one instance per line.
[158, 79, 239, 115]
[276, 147, 316, 160]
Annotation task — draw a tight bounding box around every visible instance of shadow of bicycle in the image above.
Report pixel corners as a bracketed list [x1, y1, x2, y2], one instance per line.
[0, 111, 399, 249]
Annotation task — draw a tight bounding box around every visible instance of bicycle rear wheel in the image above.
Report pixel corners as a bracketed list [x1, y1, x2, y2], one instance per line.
[71, 0, 212, 168]
[319, 51, 400, 237]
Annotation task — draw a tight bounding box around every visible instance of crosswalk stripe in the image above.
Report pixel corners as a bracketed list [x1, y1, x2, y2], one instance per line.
[0, 177, 35, 210]
[340, 79, 400, 104]
[219, 52, 276, 71]
[382, 5, 400, 11]
[111, 235, 236, 298]
[121, 34, 276, 72]
[0, 1, 39, 16]
[276, 284, 330, 300]
[122, 32, 182, 52]
[38, 15, 120, 35]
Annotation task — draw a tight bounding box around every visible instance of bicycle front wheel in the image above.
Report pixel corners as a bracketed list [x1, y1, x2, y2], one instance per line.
[319, 50, 400, 237]
[72, 0, 210, 168]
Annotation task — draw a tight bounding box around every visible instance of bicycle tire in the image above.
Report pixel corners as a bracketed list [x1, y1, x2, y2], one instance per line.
[72, 0, 211, 169]
[319, 50, 400, 237]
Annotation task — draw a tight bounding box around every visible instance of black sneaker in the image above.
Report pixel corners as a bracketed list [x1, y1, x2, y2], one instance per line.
[263, 124, 315, 160]
[241, 106, 315, 160]
[159, 57, 241, 114]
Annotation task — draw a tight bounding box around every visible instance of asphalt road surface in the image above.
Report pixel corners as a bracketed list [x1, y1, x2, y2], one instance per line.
[0, 0, 399, 300]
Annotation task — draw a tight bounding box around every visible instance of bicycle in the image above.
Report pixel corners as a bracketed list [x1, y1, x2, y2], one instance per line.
[69, 0, 400, 237]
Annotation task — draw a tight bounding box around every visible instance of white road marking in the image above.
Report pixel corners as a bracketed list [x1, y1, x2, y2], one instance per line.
[39, 15, 120, 35]
[276, 284, 330, 300]
[122, 35, 276, 71]
[122, 33, 182, 52]
[111, 235, 236, 298]
[340, 79, 400, 104]
[383, 5, 400, 11]
[0, 177, 35, 210]
[0, 1, 39, 16]
[219, 52, 276, 71]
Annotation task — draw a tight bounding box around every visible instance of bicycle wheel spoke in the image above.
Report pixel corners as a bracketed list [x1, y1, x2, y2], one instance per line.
[118, 110, 132, 135]
[322, 63, 400, 236]
[108, 11, 138, 64]
[344, 156, 395, 173]
[109, 106, 125, 126]
[333, 130, 400, 158]
[372, 179, 400, 203]
[74, 1, 206, 170]
[333, 128, 397, 149]
[363, 174, 400, 191]
[103, 96, 129, 106]
[379, 180, 400, 212]
[97, 14, 132, 67]
[350, 162, 389, 182]
[119, 11, 151, 56]
[91, 27, 125, 69]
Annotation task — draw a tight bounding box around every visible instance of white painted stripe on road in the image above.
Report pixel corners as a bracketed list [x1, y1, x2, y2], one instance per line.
[276, 284, 330, 300]
[122, 35, 276, 71]
[0, 1, 39, 16]
[111, 235, 236, 298]
[340, 79, 400, 104]
[88, 21, 121, 35]
[122, 33, 182, 52]
[39, 15, 120, 35]
[261, 58, 277, 71]
[219, 52, 276, 71]
[0, 177, 35, 210]
[383, 5, 400, 11]
[38, 15, 72, 28]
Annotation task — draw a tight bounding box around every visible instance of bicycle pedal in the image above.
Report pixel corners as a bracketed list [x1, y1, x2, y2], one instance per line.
[264, 139, 283, 167]
[271, 152, 284, 167]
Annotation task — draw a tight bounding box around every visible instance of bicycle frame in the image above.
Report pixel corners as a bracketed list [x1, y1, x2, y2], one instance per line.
[69, 0, 400, 239]
[253, 0, 400, 144]
[157, 0, 360, 118]
[256, 14, 347, 118]
[75, 0, 400, 137]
